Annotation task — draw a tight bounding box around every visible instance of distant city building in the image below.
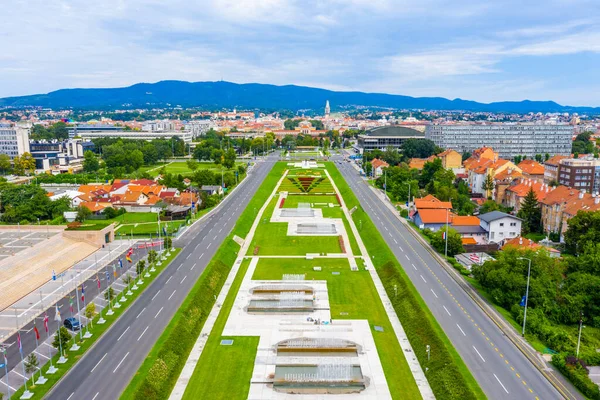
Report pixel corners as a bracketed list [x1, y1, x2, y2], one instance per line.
[544, 155, 568, 184]
[325, 100, 330, 118]
[76, 130, 193, 144]
[0, 122, 31, 159]
[425, 123, 573, 158]
[357, 125, 424, 153]
[186, 120, 214, 137]
[68, 124, 123, 138]
[142, 120, 175, 132]
[29, 138, 94, 172]
[557, 157, 600, 194]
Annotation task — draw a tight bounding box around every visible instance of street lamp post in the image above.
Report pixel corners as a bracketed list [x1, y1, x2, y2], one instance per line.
[517, 257, 532, 337]
[444, 198, 452, 257]
[576, 312, 584, 358]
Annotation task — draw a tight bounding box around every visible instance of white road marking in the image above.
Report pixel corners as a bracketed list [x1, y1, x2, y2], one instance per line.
[35, 350, 49, 359]
[194, 243, 200, 251]
[66, 393, 74, 400]
[166, 276, 172, 284]
[168, 290, 176, 300]
[473, 346, 485, 362]
[405, 254, 410, 260]
[137, 326, 149, 341]
[177, 264, 182, 271]
[136, 307, 146, 319]
[399, 246, 404, 252]
[393, 238, 398, 244]
[186, 254, 191, 260]
[431, 289, 438, 298]
[0, 378, 16, 391]
[420, 275, 427, 283]
[180, 275, 187, 284]
[151, 290, 161, 301]
[494, 374, 509, 394]
[117, 326, 130, 341]
[155, 307, 163, 318]
[90, 352, 108, 373]
[443, 305, 452, 316]
[113, 352, 129, 373]
[191, 263, 197, 271]
[199, 253, 204, 258]
[412, 263, 417, 270]
[456, 323, 466, 336]
[92, 392, 100, 400]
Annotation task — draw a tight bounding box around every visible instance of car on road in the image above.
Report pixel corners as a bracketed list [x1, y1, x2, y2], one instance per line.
[64, 317, 81, 331]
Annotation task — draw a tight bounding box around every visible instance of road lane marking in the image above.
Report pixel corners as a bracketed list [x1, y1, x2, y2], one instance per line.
[443, 305, 451, 316]
[430, 289, 438, 298]
[473, 346, 485, 362]
[494, 374, 509, 394]
[405, 254, 410, 260]
[136, 307, 146, 319]
[186, 254, 191, 260]
[66, 393, 74, 400]
[412, 263, 417, 270]
[181, 275, 187, 284]
[113, 352, 129, 373]
[194, 243, 200, 251]
[191, 263, 197, 270]
[92, 392, 100, 400]
[138, 326, 149, 341]
[456, 324, 466, 336]
[399, 245, 403, 251]
[168, 290, 176, 300]
[166, 276, 172, 284]
[199, 253, 204, 258]
[90, 352, 108, 373]
[420, 275, 427, 283]
[177, 264, 182, 271]
[117, 326, 130, 341]
[393, 238, 398, 244]
[207, 243, 212, 248]
[155, 307, 164, 318]
[151, 290, 161, 301]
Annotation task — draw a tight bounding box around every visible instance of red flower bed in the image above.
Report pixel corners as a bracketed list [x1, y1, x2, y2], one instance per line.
[280, 198, 286, 208]
[338, 235, 346, 253]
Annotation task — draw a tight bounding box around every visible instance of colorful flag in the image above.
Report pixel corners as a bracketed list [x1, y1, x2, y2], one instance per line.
[97, 274, 101, 289]
[126, 255, 132, 263]
[54, 305, 61, 322]
[113, 265, 117, 278]
[34, 326, 40, 341]
[119, 259, 123, 269]
[69, 296, 74, 313]
[17, 333, 22, 353]
[81, 285, 85, 302]
[442, 231, 446, 240]
[519, 295, 527, 307]
[106, 269, 110, 282]
[43, 313, 49, 333]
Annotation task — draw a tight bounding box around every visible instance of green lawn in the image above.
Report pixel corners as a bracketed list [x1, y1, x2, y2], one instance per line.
[249, 220, 342, 255]
[252, 257, 422, 399]
[115, 220, 186, 236]
[138, 161, 246, 178]
[283, 194, 339, 207]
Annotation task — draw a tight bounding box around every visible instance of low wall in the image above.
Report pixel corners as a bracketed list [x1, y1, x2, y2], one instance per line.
[63, 223, 116, 246]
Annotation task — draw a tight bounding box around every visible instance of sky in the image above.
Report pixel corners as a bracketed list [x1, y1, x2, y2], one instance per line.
[2, 0, 600, 106]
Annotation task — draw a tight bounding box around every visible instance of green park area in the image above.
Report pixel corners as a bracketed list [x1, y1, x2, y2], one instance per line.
[138, 161, 246, 178]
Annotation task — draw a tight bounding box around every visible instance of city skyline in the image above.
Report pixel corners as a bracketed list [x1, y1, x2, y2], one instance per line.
[3, 0, 600, 105]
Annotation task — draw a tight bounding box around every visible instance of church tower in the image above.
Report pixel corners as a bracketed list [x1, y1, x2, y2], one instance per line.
[325, 100, 331, 118]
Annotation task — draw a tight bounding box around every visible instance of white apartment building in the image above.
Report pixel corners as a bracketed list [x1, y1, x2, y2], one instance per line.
[0, 122, 31, 159]
[479, 211, 522, 243]
[77, 130, 193, 144]
[425, 123, 573, 159]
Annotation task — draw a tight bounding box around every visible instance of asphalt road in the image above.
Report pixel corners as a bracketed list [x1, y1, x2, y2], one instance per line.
[45, 155, 277, 400]
[334, 156, 570, 400]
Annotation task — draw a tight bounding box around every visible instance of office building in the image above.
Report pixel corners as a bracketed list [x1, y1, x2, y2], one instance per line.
[76, 130, 193, 144]
[357, 125, 425, 153]
[425, 123, 573, 159]
[68, 124, 123, 138]
[0, 122, 31, 159]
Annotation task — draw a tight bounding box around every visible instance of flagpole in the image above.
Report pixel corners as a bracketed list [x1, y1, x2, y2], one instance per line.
[14, 308, 29, 395]
[54, 305, 66, 364]
[2, 348, 9, 400]
[74, 282, 83, 342]
[39, 290, 53, 370]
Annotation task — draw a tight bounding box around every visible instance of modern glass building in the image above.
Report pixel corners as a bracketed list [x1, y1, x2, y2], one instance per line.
[425, 123, 573, 158]
[356, 126, 425, 153]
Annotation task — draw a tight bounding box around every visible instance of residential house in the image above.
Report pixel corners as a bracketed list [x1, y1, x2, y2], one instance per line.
[559, 192, 600, 240]
[451, 216, 487, 244]
[408, 155, 436, 170]
[437, 149, 462, 169]
[411, 195, 453, 231]
[201, 185, 223, 196]
[505, 179, 550, 213]
[463, 147, 498, 172]
[493, 168, 522, 205]
[469, 158, 521, 196]
[502, 236, 561, 257]
[557, 157, 600, 194]
[478, 211, 522, 243]
[370, 158, 390, 177]
[80, 201, 106, 215]
[518, 160, 545, 183]
[544, 155, 567, 185]
[540, 185, 579, 235]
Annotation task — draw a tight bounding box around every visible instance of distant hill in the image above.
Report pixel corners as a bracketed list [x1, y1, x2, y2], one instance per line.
[1, 80, 598, 114]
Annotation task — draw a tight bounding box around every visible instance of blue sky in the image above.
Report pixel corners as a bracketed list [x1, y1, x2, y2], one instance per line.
[2, 0, 600, 106]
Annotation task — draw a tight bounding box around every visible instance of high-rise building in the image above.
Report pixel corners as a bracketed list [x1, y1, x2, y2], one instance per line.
[0, 122, 31, 159]
[324, 100, 330, 118]
[557, 157, 600, 194]
[425, 123, 573, 158]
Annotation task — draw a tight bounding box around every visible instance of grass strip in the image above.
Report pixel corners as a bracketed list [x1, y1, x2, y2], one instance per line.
[122, 162, 286, 400]
[9, 249, 181, 400]
[326, 163, 486, 400]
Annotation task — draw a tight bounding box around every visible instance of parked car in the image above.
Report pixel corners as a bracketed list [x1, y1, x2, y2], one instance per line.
[64, 317, 81, 331]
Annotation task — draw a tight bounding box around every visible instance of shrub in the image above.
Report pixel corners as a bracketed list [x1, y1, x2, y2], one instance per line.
[552, 354, 600, 400]
[67, 221, 82, 229]
[400, 208, 408, 218]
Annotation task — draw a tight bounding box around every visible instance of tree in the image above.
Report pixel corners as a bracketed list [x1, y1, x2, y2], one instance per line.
[223, 148, 236, 169]
[24, 353, 39, 374]
[148, 250, 158, 266]
[482, 174, 495, 199]
[0, 154, 11, 174]
[514, 155, 522, 164]
[461, 152, 472, 162]
[52, 327, 72, 351]
[83, 150, 100, 173]
[400, 138, 439, 159]
[517, 188, 542, 234]
[480, 200, 500, 214]
[186, 159, 199, 171]
[535, 154, 543, 162]
[211, 148, 224, 164]
[164, 236, 172, 251]
[136, 259, 146, 275]
[193, 169, 216, 186]
[76, 205, 92, 222]
[430, 227, 464, 257]
[85, 303, 96, 327]
[104, 287, 115, 302]
[564, 211, 600, 255]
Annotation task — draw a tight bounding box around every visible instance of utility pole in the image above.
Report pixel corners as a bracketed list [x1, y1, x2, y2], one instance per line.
[444, 198, 452, 257]
[576, 312, 584, 357]
[517, 257, 532, 337]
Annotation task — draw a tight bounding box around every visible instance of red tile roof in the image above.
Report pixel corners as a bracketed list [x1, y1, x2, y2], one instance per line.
[417, 209, 453, 224]
[451, 216, 480, 226]
[518, 160, 545, 176]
